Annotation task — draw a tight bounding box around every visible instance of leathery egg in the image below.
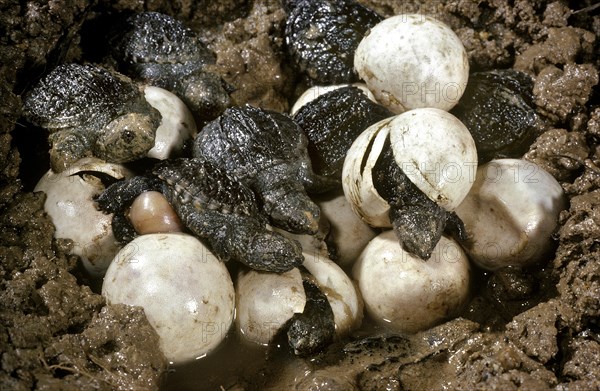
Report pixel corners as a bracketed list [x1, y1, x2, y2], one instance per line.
[354, 14, 469, 113]
[102, 233, 235, 364]
[353, 231, 470, 334]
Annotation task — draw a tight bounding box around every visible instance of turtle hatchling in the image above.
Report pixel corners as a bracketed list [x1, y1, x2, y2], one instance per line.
[95, 157, 304, 273]
[193, 105, 338, 235]
[284, 0, 383, 84]
[22, 63, 161, 173]
[108, 11, 232, 124]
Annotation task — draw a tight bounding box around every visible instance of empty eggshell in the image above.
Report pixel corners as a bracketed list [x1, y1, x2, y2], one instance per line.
[455, 158, 567, 270]
[102, 233, 235, 364]
[354, 14, 469, 113]
[144, 86, 197, 160]
[353, 231, 470, 334]
[34, 157, 133, 277]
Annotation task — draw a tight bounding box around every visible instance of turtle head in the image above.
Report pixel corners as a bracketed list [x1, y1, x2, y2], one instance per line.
[95, 112, 159, 163]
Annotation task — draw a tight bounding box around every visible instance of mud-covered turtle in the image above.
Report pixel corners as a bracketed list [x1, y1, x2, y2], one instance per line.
[108, 11, 232, 124]
[284, 0, 383, 84]
[95, 157, 304, 273]
[193, 105, 338, 235]
[22, 63, 161, 173]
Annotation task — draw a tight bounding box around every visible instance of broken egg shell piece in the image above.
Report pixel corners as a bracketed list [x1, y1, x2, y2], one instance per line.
[353, 230, 470, 334]
[455, 158, 567, 270]
[342, 117, 394, 227]
[144, 86, 197, 160]
[389, 108, 478, 211]
[302, 251, 363, 337]
[128, 191, 184, 235]
[102, 233, 235, 364]
[235, 267, 306, 346]
[290, 83, 376, 115]
[315, 191, 378, 267]
[34, 157, 133, 277]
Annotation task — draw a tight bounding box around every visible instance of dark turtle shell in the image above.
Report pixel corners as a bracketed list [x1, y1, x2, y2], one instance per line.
[451, 69, 545, 163]
[193, 105, 336, 234]
[285, 0, 383, 84]
[110, 12, 214, 69]
[194, 105, 310, 183]
[23, 63, 143, 131]
[293, 86, 393, 179]
[108, 12, 232, 125]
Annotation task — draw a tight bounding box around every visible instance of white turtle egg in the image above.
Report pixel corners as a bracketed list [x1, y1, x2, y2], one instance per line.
[302, 252, 363, 336]
[315, 191, 378, 267]
[455, 159, 567, 270]
[34, 157, 133, 277]
[354, 14, 469, 113]
[342, 108, 477, 227]
[102, 233, 234, 364]
[144, 86, 197, 160]
[235, 268, 306, 346]
[353, 231, 470, 334]
[290, 83, 376, 115]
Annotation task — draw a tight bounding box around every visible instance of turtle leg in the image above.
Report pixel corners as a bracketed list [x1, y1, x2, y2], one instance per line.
[49, 129, 92, 173]
[297, 160, 341, 193]
[177, 204, 304, 272]
[94, 176, 162, 244]
[286, 274, 335, 356]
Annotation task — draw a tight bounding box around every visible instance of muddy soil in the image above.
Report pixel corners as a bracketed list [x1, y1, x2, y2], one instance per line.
[1, 0, 599, 390]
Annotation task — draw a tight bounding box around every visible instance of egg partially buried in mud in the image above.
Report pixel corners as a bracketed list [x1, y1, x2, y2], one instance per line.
[34, 157, 133, 277]
[353, 231, 470, 334]
[455, 158, 566, 270]
[102, 233, 235, 364]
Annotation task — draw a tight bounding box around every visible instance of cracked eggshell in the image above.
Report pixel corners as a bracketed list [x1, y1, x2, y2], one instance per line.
[342, 117, 393, 227]
[353, 231, 470, 334]
[144, 86, 197, 160]
[342, 109, 477, 227]
[315, 191, 378, 267]
[455, 159, 567, 270]
[302, 252, 363, 337]
[34, 157, 132, 277]
[102, 233, 235, 364]
[290, 83, 376, 115]
[388, 108, 477, 211]
[355, 14, 469, 113]
[235, 267, 305, 346]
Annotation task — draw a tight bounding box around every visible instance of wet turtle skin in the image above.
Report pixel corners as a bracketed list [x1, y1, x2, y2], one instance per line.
[284, 0, 383, 84]
[286, 273, 335, 356]
[108, 12, 232, 125]
[193, 105, 338, 235]
[293, 86, 394, 179]
[95, 157, 304, 273]
[22, 63, 161, 173]
[451, 69, 545, 163]
[372, 140, 468, 260]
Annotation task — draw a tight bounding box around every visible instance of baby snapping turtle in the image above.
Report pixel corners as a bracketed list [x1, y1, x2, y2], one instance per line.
[284, 0, 383, 84]
[96, 157, 304, 273]
[108, 11, 232, 124]
[193, 105, 338, 235]
[22, 63, 161, 172]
